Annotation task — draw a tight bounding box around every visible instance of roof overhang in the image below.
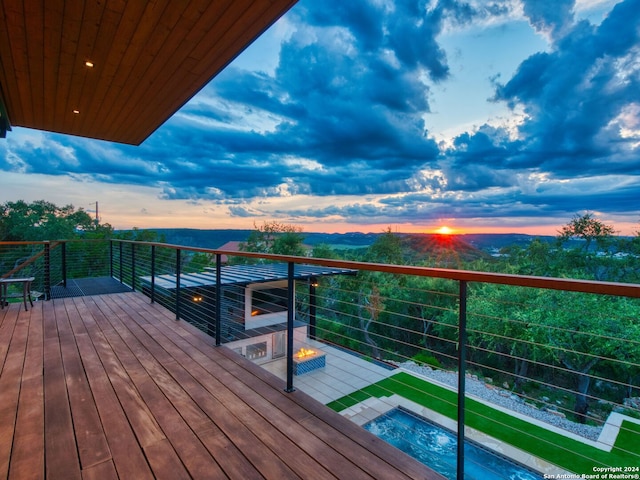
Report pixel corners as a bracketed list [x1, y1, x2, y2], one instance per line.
[0, 0, 297, 145]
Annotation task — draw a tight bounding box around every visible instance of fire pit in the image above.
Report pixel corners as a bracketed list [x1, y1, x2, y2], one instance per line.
[292, 347, 326, 375]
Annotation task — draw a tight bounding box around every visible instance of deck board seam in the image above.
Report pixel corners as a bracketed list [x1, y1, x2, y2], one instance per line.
[57, 297, 156, 480]
[123, 293, 409, 480]
[97, 293, 305, 480]
[0, 308, 31, 479]
[84, 294, 229, 479]
[8, 300, 45, 479]
[2, 291, 440, 480]
[133, 292, 433, 480]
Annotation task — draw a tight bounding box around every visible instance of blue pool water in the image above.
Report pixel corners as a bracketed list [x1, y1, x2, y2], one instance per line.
[364, 408, 543, 480]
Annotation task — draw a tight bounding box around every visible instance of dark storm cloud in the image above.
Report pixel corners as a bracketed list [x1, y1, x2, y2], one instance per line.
[491, 0, 640, 175]
[1, 0, 449, 201]
[521, 0, 575, 38]
[283, 176, 640, 227]
[435, 0, 640, 222]
[125, 0, 450, 199]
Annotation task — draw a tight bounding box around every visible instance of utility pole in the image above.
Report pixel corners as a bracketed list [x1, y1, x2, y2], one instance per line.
[95, 201, 99, 225]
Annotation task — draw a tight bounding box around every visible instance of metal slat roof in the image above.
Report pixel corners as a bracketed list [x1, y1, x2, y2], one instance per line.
[143, 263, 356, 290]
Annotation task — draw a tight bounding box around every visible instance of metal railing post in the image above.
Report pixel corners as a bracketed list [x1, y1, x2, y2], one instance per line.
[150, 245, 156, 303]
[119, 242, 123, 283]
[44, 242, 51, 300]
[131, 242, 136, 291]
[109, 240, 113, 278]
[309, 277, 317, 340]
[457, 280, 468, 480]
[214, 253, 222, 345]
[175, 249, 181, 321]
[61, 241, 67, 288]
[285, 261, 295, 393]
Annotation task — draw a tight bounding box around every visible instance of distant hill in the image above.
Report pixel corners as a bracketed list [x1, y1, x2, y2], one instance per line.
[459, 233, 556, 252]
[117, 228, 558, 254]
[402, 234, 494, 266]
[151, 229, 254, 249]
[301, 232, 385, 248]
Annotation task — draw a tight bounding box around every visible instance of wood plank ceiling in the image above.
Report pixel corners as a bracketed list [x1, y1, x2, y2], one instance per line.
[0, 0, 297, 145]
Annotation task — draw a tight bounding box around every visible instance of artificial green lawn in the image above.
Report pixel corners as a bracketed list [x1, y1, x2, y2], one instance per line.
[327, 372, 639, 474]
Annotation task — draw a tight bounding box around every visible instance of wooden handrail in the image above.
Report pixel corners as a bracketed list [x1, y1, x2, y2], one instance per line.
[1, 241, 62, 278]
[109, 239, 640, 299]
[3, 239, 640, 299]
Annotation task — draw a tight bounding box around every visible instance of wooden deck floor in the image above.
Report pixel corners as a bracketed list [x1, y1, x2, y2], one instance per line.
[0, 292, 441, 479]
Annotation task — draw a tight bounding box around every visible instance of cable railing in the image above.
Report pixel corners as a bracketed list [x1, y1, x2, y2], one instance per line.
[1, 238, 639, 479]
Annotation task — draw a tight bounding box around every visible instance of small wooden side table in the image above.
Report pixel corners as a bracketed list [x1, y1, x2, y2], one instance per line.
[0, 277, 35, 311]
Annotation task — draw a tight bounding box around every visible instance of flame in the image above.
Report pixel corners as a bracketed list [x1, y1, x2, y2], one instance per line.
[295, 348, 316, 359]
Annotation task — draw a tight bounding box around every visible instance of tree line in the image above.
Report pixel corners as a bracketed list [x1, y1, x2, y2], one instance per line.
[240, 219, 640, 425]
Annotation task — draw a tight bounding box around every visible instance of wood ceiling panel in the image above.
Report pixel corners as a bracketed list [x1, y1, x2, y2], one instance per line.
[0, 0, 297, 144]
[116, 0, 287, 144]
[67, 1, 105, 137]
[111, 0, 242, 142]
[0, 3, 20, 126]
[96, 0, 197, 140]
[43, 1, 64, 129]
[24, 1, 44, 131]
[54, 2, 83, 137]
[79, 2, 130, 136]
[2, 2, 31, 126]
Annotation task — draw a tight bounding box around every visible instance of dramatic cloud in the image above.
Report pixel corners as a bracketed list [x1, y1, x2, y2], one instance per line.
[1, 0, 639, 231]
[522, 0, 575, 39]
[491, 0, 640, 175]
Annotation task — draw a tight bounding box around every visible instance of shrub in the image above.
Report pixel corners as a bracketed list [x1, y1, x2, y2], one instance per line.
[412, 352, 441, 368]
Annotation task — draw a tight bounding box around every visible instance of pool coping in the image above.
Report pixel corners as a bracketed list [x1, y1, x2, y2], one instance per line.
[394, 367, 640, 453]
[341, 392, 573, 477]
[339, 368, 640, 477]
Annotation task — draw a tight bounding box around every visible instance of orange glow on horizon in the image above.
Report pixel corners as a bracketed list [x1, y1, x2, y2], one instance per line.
[434, 226, 456, 235]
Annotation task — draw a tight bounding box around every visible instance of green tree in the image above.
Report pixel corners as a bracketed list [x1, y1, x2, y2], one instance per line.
[185, 252, 215, 273]
[240, 221, 306, 257]
[311, 244, 338, 259]
[366, 227, 403, 264]
[537, 291, 639, 423]
[557, 213, 615, 251]
[380, 275, 459, 363]
[462, 284, 546, 391]
[610, 222, 640, 283]
[0, 200, 107, 241]
[499, 239, 558, 277]
[555, 214, 633, 282]
[0, 200, 113, 280]
[112, 228, 175, 279]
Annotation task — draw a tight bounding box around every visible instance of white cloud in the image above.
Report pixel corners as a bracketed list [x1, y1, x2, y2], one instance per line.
[177, 98, 287, 134]
[281, 156, 325, 171]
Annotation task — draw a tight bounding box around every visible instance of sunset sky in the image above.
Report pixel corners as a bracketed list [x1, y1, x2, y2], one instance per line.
[1, 0, 639, 236]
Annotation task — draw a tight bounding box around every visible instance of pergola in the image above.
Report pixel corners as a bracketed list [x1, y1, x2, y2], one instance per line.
[0, 0, 297, 144]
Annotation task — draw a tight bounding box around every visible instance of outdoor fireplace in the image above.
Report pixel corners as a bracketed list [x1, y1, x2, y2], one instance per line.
[292, 347, 326, 375]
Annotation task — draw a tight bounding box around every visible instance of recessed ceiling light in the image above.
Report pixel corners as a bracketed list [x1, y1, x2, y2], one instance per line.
[73, 109, 80, 114]
[85, 61, 94, 68]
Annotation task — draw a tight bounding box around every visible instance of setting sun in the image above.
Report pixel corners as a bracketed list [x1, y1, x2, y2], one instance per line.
[434, 226, 455, 235]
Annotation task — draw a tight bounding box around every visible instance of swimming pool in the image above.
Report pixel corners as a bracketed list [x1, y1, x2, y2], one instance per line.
[364, 407, 543, 480]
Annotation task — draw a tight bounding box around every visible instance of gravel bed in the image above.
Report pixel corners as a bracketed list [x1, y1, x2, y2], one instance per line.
[398, 362, 603, 442]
